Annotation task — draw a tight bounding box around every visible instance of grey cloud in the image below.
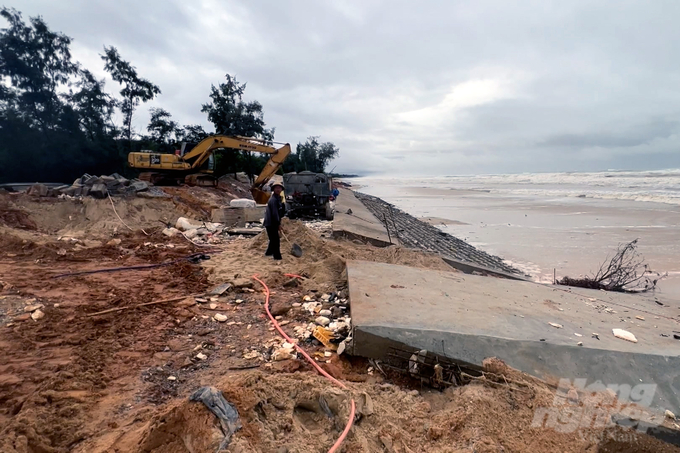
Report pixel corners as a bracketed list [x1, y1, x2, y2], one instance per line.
[13, 0, 680, 174]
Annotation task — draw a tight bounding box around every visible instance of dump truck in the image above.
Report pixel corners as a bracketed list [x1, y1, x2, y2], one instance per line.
[283, 171, 334, 220]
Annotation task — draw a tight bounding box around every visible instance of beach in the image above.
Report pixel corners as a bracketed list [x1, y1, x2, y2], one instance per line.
[354, 170, 680, 300]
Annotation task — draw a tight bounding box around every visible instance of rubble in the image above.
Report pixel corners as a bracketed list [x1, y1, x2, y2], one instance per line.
[315, 316, 331, 326]
[29, 173, 157, 199]
[612, 328, 638, 343]
[214, 313, 228, 322]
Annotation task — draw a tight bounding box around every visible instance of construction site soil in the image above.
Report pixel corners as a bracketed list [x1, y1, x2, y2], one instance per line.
[0, 188, 677, 453]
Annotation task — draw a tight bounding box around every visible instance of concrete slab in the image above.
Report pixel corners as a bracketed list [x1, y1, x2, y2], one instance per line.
[347, 260, 680, 413]
[332, 188, 396, 247]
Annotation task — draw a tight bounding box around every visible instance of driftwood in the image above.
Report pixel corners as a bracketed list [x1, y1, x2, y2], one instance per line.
[87, 293, 204, 317]
[557, 239, 665, 293]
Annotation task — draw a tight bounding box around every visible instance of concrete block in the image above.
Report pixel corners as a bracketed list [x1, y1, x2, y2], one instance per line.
[347, 260, 680, 414]
[130, 180, 149, 192]
[244, 206, 265, 223]
[89, 183, 108, 198]
[27, 183, 49, 197]
[211, 207, 245, 227]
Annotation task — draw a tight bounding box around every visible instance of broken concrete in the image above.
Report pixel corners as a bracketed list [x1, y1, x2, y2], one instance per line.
[332, 188, 395, 247]
[346, 260, 680, 413]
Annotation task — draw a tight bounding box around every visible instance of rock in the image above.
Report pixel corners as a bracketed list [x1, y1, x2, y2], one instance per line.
[230, 198, 257, 208]
[666, 409, 676, 420]
[337, 340, 347, 355]
[209, 303, 217, 310]
[331, 306, 343, 318]
[59, 186, 78, 196]
[548, 322, 563, 329]
[272, 347, 295, 361]
[107, 238, 122, 246]
[612, 328, 638, 343]
[89, 183, 108, 198]
[270, 303, 290, 316]
[577, 342, 583, 346]
[380, 435, 395, 453]
[195, 352, 207, 360]
[214, 313, 228, 322]
[357, 391, 373, 416]
[27, 183, 49, 197]
[24, 304, 44, 313]
[167, 375, 177, 381]
[292, 302, 301, 308]
[232, 278, 254, 289]
[319, 309, 332, 317]
[176, 217, 200, 231]
[15, 313, 31, 322]
[321, 294, 331, 301]
[31, 309, 45, 321]
[315, 316, 331, 326]
[183, 229, 199, 239]
[567, 388, 579, 404]
[130, 180, 149, 192]
[208, 283, 232, 296]
[162, 227, 180, 238]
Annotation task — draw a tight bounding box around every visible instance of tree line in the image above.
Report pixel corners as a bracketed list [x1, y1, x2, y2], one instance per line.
[0, 8, 338, 184]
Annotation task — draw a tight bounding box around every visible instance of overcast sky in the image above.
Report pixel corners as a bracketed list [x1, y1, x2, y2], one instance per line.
[14, 0, 680, 175]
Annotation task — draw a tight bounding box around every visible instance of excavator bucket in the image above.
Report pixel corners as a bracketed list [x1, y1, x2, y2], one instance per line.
[251, 187, 270, 205]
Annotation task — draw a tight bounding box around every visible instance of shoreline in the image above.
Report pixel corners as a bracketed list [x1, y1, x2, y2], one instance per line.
[351, 178, 680, 301]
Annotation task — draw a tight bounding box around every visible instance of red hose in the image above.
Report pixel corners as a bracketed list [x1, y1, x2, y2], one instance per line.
[252, 274, 355, 452]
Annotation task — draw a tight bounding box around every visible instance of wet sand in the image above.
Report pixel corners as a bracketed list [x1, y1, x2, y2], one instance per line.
[359, 184, 680, 300]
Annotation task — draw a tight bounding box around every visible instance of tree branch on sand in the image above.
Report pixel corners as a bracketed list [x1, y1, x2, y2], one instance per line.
[556, 239, 666, 293]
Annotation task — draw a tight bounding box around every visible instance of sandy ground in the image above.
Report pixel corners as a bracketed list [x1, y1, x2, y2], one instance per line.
[0, 188, 678, 453]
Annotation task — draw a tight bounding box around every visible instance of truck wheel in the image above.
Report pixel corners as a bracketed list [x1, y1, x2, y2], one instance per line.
[324, 202, 334, 220]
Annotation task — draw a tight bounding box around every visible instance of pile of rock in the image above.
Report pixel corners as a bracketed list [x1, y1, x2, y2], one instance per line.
[28, 173, 151, 199]
[296, 291, 352, 354]
[304, 220, 333, 236]
[162, 216, 263, 244]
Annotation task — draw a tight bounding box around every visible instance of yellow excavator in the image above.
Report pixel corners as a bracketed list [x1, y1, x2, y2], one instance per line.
[128, 135, 291, 203]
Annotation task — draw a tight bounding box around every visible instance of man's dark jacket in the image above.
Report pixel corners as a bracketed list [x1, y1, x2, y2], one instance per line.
[263, 193, 285, 227]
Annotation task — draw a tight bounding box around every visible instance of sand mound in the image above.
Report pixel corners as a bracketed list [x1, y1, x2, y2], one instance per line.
[117, 370, 676, 453]
[205, 220, 453, 292]
[5, 194, 198, 238]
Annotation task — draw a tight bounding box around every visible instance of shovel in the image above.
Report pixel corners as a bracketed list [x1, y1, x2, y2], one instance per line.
[281, 231, 303, 258]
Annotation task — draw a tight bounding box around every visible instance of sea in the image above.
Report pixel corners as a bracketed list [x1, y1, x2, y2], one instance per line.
[353, 169, 680, 300]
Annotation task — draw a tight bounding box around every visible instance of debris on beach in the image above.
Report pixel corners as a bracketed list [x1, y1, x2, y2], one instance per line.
[548, 322, 563, 329]
[612, 328, 638, 343]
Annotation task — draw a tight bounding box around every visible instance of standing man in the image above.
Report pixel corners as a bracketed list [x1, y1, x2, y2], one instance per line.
[263, 182, 286, 260]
